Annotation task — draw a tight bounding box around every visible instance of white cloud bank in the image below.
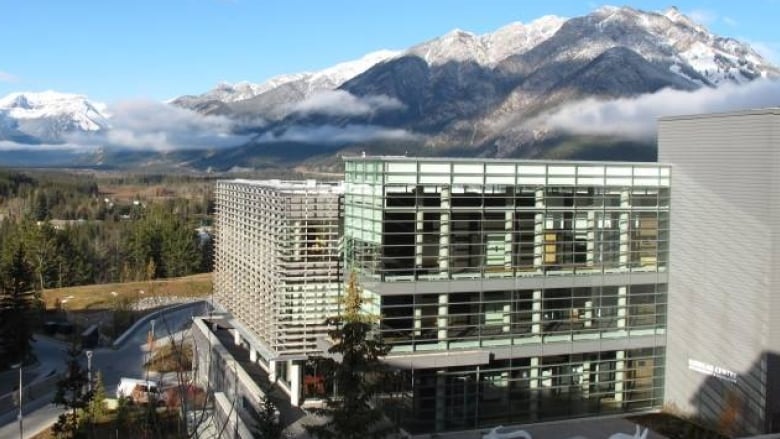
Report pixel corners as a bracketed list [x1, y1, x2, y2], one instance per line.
[537, 80, 780, 139]
[289, 90, 404, 116]
[66, 99, 254, 151]
[259, 124, 419, 144]
[0, 140, 87, 151]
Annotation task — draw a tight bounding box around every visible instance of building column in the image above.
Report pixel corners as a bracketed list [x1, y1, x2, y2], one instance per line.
[413, 307, 422, 337]
[289, 361, 302, 407]
[435, 371, 447, 431]
[619, 190, 630, 269]
[293, 219, 303, 261]
[534, 189, 545, 271]
[586, 211, 595, 267]
[249, 349, 257, 363]
[617, 286, 627, 329]
[504, 211, 513, 272]
[583, 300, 593, 328]
[233, 329, 241, 346]
[503, 303, 511, 333]
[529, 357, 540, 421]
[439, 187, 451, 273]
[531, 289, 542, 337]
[582, 361, 591, 398]
[268, 360, 277, 382]
[415, 210, 424, 268]
[614, 350, 625, 404]
[438, 294, 449, 345]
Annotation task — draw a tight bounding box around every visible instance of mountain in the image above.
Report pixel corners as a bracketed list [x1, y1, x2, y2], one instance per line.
[177, 5, 778, 170]
[2, 6, 778, 171]
[0, 91, 109, 144]
[171, 50, 401, 120]
[407, 15, 566, 66]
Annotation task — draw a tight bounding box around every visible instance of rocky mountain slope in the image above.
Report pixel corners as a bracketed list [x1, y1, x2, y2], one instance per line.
[0, 91, 109, 144]
[179, 5, 777, 169]
[1, 6, 777, 170]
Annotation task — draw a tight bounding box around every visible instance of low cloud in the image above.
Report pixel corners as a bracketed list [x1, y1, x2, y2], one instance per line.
[536, 80, 780, 139]
[0, 71, 18, 83]
[66, 100, 254, 151]
[0, 140, 88, 151]
[289, 90, 405, 116]
[259, 124, 419, 144]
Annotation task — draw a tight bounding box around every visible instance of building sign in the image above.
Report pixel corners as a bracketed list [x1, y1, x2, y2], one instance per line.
[688, 358, 738, 383]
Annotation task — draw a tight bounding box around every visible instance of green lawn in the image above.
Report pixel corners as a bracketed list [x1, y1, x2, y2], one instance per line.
[42, 273, 212, 311]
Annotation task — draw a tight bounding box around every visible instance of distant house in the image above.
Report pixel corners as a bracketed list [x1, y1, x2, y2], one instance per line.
[37, 219, 92, 230]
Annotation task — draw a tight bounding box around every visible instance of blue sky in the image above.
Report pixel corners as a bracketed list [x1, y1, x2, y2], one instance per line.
[1, 0, 778, 102]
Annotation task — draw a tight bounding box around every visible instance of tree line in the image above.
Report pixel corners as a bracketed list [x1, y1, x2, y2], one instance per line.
[0, 170, 214, 369]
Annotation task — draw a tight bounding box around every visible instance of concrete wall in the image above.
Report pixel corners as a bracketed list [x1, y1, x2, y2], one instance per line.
[659, 110, 780, 435]
[191, 318, 269, 430]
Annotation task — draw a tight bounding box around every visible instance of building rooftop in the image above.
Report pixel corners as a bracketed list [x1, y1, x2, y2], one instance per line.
[343, 155, 670, 167]
[659, 107, 780, 121]
[220, 178, 344, 194]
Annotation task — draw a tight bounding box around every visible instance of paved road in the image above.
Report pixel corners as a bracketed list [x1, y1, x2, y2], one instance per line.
[0, 392, 62, 439]
[0, 301, 208, 439]
[0, 336, 70, 395]
[96, 301, 208, 396]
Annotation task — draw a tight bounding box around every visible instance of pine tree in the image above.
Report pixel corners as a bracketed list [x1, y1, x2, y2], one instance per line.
[88, 370, 107, 421]
[251, 378, 284, 439]
[53, 342, 93, 438]
[0, 242, 36, 367]
[305, 272, 395, 439]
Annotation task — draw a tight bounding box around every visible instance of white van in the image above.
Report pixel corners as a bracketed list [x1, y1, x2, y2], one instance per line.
[116, 378, 161, 404]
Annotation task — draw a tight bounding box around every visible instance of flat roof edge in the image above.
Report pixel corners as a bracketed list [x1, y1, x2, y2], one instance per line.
[342, 156, 671, 167]
[659, 107, 780, 122]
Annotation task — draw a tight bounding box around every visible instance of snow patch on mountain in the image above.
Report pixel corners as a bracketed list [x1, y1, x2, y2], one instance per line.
[0, 91, 108, 131]
[408, 15, 566, 65]
[0, 91, 109, 143]
[174, 49, 401, 111]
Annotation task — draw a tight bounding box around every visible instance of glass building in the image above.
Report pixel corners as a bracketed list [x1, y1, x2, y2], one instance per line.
[343, 157, 670, 433]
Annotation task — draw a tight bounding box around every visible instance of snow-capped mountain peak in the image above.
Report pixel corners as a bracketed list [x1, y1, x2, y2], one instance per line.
[0, 91, 109, 143]
[408, 15, 566, 66]
[0, 91, 108, 131]
[663, 6, 704, 31]
[172, 49, 401, 114]
[308, 49, 401, 91]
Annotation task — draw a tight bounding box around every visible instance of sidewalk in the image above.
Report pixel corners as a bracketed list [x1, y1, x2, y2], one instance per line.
[0, 391, 64, 439]
[0, 335, 69, 404]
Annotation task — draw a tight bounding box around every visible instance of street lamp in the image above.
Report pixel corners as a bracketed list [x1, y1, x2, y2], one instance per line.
[149, 319, 156, 350]
[85, 350, 93, 393]
[61, 299, 70, 324]
[11, 362, 22, 439]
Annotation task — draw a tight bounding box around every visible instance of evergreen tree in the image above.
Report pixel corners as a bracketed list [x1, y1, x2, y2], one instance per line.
[160, 214, 200, 278]
[252, 378, 284, 439]
[305, 272, 395, 439]
[53, 342, 93, 439]
[33, 190, 49, 221]
[0, 242, 37, 367]
[88, 370, 107, 421]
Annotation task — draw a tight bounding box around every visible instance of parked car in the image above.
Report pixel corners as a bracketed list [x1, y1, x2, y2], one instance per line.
[116, 378, 161, 404]
[482, 426, 532, 439]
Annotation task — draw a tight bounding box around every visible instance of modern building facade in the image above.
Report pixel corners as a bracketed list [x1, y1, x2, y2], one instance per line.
[660, 109, 780, 435]
[213, 179, 343, 371]
[342, 157, 670, 432]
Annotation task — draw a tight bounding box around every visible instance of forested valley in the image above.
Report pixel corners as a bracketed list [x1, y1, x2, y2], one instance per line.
[0, 170, 215, 291]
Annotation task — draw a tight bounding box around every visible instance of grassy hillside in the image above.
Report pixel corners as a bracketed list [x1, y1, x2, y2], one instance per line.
[42, 273, 212, 311]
